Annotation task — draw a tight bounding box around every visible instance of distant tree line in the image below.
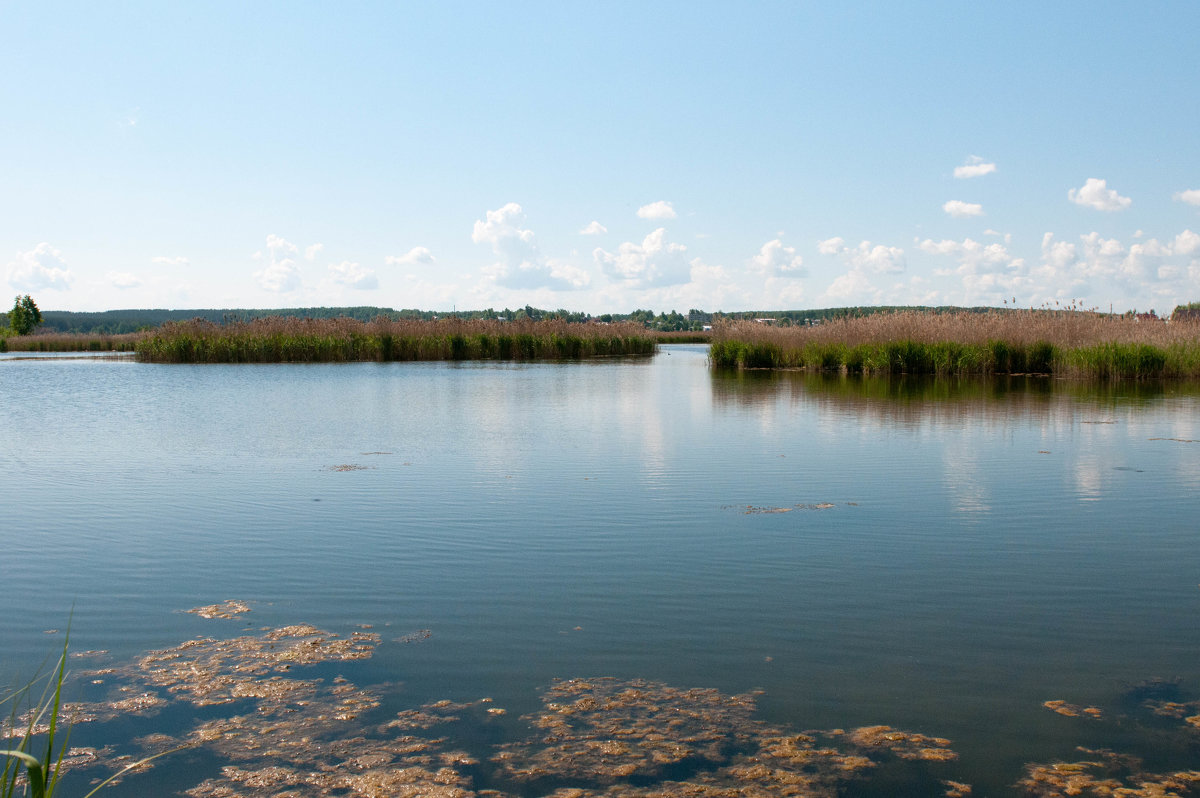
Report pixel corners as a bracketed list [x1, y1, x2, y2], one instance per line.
[28, 301, 1200, 336]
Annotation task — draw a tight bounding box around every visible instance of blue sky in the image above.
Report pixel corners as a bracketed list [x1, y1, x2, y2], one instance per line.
[3, 2, 1199, 314]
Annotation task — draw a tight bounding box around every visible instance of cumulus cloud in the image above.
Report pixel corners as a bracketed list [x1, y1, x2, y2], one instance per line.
[817, 237, 905, 273]
[594, 228, 691, 286]
[919, 238, 1021, 275]
[1175, 229, 1200, 256]
[1033, 229, 1200, 307]
[1175, 189, 1200, 206]
[943, 200, 984, 218]
[749, 239, 806, 276]
[954, 156, 996, 179]
[107, 271, 141, 289]
[152, 255, 190, 267]
[579, 220, 608, 235]
[329, 260, 378, 290]
[1069, 178, 1131, 212]
[305, 243, 324, 261]
[473, 203, 589, 290]
[823, 269, 881, 302]
[265, 234, 298, 255]
[473, 202, 537, 263]
[1040, 232, 1078, 271]
[6, 242, 73, 291]
[253, 234, 302, 293]
[636, 201, 677, 220]
[816, 237, 905, 305]
[385, 247, 436, 267]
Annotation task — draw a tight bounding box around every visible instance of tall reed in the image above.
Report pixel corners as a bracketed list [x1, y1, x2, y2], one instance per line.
[710, 309, 1200, 379]
[1, 333, 143, 353]
[136, 317, 656, 363]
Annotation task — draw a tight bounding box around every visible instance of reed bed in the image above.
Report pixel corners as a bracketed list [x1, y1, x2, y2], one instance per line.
[135, 317, 656, 363]
[710, 309, 1200, 379]
[0, 332, 144, 353]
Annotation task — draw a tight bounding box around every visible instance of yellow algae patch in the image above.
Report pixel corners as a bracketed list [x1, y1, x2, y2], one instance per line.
[1019, 748, 1200, 798]
[944, 779, 972, 797]
[493, 677, 761, 783]
[135, 625, 379, 705]
[186, 600, 251, 620]
[844, 725, 957, 761]
[1043, 700, 1103, 719]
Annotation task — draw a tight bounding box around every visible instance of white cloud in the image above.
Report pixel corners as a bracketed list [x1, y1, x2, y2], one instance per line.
[265, 234, 298, 255]
[305, 243, 324, 261]
[943, 200, 984, 218]
[1040, 232, 1078, 271]
[816, 237, 905, 305]
[818, 238, 905, 273]
[749, 239, 806, 277]
[823, 269, 881, 302]
[473, 202, 537, 262]
[151, 255, 190, 267]
[1069, 178, 1132, 212]
[256, 259, 301, 293]
[6, 242, 74, 291]
[636, 201, 677, 220]
[817, 236, 844, 255]
[954, 156, 996, 179]
[107, 271, 141, 289]
[329, 260, 378, 290]
[579, 220, 608, 235]
[594, 228, 690, 286]
[473, 203, 589, 290]
[385, 247, 436, 267]
[919, 237, 1019, 275]
[1175, 189, 1200, 206]
[253, 234, 302, 293]
[1174, 229, 1200, 256]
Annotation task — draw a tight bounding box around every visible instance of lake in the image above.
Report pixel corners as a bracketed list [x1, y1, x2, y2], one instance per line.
[2, 345, 1199, 797]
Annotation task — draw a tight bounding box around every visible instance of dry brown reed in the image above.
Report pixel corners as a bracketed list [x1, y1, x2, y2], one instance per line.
[711, 309, 1200, 378]
[136, 316, 655, 363]
[719, 309, 1197, 349]
[1, 332, 145, 353]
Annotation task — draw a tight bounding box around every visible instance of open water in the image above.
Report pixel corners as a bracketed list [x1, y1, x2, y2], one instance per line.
[2, 345, 1200, 796]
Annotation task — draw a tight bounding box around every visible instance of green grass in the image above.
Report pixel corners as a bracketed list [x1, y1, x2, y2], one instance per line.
[3, 635, 181, 798]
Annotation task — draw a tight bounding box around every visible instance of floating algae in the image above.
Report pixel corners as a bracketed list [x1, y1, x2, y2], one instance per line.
[397, 629, 433, 643]
[739, 502, 840, 514]
[842, 724, 958, 761]
[488, 677, 962, 798]
[1042, 700, 1103, 719]
[135, 624, 378, 705]
[1018, 749, 1200, 797]
[328, 463, 373, 471]
[84, 609, 1200, 797]
[186, 599, 251, 619]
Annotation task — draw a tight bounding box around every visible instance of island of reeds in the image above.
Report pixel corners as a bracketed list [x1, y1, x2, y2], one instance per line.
[710, 308, 1200, 379]
[134, 317, 656, 363]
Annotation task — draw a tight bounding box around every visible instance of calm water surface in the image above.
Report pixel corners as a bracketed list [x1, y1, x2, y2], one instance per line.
[2, 345, 1199, 796]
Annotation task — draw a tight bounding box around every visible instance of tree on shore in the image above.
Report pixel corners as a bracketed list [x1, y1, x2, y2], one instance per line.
[9, 294, 43, 336]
